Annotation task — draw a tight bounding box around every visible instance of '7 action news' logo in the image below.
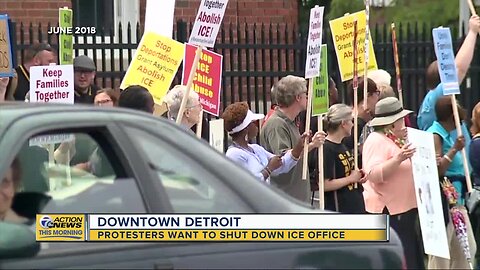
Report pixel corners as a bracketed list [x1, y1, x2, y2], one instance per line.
[36, 214, 85, 241]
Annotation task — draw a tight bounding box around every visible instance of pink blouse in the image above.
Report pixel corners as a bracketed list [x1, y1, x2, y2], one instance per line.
[362, 132, 417, 215]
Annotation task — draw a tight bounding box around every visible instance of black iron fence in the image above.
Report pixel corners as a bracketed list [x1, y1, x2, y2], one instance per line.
[8, 20, 480, 118]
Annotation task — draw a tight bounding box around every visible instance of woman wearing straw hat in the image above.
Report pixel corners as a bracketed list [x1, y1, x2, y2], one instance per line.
[222, 102, 315, 183]
[362, 97, 424, 269]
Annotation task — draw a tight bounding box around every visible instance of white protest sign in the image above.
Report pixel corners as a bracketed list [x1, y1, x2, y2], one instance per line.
[29, 65, 74, 104]
[189, 0, 229, 48]
[407, 128, 450, 259]
[209, 119, 224, 153]
[305, 6, 324, 79]
[145, 0, 176, 37]
[432, 27, 460, 95]
[29, 134, 74, 147]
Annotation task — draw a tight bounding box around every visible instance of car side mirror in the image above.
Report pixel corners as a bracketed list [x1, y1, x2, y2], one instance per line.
[0, 221, 40, 259]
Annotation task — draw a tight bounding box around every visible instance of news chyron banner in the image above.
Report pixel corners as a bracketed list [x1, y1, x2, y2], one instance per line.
[36, 214, 388, 242]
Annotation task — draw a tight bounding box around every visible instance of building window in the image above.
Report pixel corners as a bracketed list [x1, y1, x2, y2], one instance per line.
[72, 0, 114, 34]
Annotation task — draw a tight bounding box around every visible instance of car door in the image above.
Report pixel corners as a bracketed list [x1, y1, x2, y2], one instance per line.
[0, 109, 177, 268]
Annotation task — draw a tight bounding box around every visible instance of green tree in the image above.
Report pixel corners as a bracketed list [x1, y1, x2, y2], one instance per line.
[325, 0, 459, 31]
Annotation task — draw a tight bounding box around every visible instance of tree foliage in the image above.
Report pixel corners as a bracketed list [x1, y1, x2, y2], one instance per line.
[300, 0, 459, 31]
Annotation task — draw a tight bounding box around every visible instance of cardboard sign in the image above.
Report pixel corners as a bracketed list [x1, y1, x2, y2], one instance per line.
[304, 6, 324, 79]
[182, 44, 223, 116]
[29, 65, 74, 104]
[407, 128, 450, 259]
[59, 8, 73, 65]
[0, 14, 14, 77]
[120, 32, 185, 104]
[312, 45, 329, 116]
[432, 27, 460, 95]
[329, 10, 378, 82]
[189, 0, 229, 48]
[209, 118, 224, 153]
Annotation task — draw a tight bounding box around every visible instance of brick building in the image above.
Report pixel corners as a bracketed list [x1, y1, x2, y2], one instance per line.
[2, 0, 300, 106]
[2, 0, 299, 36]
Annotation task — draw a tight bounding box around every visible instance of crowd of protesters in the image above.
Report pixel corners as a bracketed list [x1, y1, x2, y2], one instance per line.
[3, 14, 480, 270]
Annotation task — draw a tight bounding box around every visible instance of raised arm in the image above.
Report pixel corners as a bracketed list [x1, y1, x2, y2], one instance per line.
[456, 15, 480, 83]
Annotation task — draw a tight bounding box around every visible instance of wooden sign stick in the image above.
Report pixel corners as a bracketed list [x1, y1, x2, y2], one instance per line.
[177, 46, 203, 125]
[352, 19, 359, 188]
[302, 78, 314, 180]
[391, 23, 403, 107]
[451, 96, 473, 193]
[468, 0, 477, 16]
[363, 0, 371, 109]
[317, 115, 325, 209]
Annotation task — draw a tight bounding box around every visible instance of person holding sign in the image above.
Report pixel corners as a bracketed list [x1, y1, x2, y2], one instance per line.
[418, 15, 480, 150]
[5, 43, 56, 101]
[362, 97, 424, 270]
[163, 85, 203, 134]
[260, 75, 326, 203]
[315, 104, 366, 213]
[222, 102, 310, 183]
[426, 97, 476, 269]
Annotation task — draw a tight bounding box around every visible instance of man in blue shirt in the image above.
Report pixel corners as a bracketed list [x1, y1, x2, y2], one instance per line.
[418, 15, 480, 156]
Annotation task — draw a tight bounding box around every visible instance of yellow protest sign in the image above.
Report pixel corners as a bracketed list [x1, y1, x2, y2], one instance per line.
[120, 32, 185, 104]
[329, 10, 377, 82]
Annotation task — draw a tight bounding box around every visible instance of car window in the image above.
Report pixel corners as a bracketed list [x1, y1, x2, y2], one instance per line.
[9, 131, 146, 220]
[124, 126, 251, 213]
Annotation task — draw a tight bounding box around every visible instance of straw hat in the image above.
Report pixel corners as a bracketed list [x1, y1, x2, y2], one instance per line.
[370, 97, 412, 127]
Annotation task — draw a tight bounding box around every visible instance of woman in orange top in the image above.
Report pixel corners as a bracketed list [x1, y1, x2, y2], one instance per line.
[362, 97, 424, 269]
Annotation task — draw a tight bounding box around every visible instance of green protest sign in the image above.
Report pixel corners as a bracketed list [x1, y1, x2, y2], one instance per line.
[59, 8, 73, 65]
[312, 44, 328, 116]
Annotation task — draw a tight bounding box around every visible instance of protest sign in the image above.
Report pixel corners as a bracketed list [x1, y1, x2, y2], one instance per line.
[304, 6, 324, 79]
[29, 65, 74, 104]
[432, 27, 460, 95]
[145, 0, 176, 37]
[329, 10, 378, 82]
[302, 6, 325, 180]
[407, 128, 450, 259]
[209, 119, 224, 153]
[59, 8, 73, 65]
[29, 134, 75, 147]
[120, 32, 185, 105]
[312, 45, 329, 116]
[189, 0, 229, 48]
[0, 14, 14, 77]
[182, 44, 223, 116]
[432, 27, 472, 193]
